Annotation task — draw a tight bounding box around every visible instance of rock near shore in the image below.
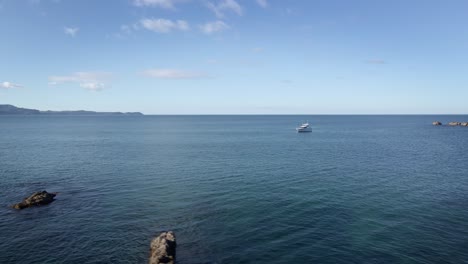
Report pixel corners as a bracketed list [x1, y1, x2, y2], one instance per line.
[149, 231, 176, 264]
[12, 191, 57, 210]
[432, 121, 442, 126]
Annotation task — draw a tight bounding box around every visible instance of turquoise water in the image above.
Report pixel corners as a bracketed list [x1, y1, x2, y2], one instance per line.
[1, 115, 468, 263]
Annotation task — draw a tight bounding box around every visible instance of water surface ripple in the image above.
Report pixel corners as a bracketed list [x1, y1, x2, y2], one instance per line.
[1, 115, 468, 263]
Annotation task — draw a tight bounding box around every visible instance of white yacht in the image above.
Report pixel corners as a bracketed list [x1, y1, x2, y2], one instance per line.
[296, 121, 312, 132]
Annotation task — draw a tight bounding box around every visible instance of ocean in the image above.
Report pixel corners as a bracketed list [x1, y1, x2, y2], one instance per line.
[1, 115, 467, 263]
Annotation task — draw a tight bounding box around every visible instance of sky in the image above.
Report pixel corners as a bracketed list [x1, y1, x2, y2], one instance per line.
[1, 0, 468, 114]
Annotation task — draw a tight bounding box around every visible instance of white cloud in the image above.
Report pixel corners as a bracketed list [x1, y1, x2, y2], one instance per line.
[140, 18, 189, 33]
[142, 69, 208, 79]
[200, 21, 229, 34]
[49, 72, 112, 91]
[64, 27, 79, 37]
[1, 81, 23, 89]
[206, 0, 242, 18]
[133, 0, 185, 9]
[256, 0, 267, 8]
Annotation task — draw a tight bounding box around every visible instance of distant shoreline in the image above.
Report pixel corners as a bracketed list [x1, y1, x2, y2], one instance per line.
[0, 104, 143, 116]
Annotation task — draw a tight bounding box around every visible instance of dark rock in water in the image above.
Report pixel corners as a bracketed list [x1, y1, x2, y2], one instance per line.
[448, 122, 460, 126]
[432, 121, 442, 126]
[149, 231, 176, 264]
[461, 122, 468, 127]
[12, 191, 57, 209]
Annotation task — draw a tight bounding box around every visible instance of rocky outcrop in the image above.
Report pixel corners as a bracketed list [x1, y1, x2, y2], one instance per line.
[432, 121, 442, 126]
[448, 122, 460, 126]
[12, 191, 57, 209]
[461, 122, 468, 127]
[149, 231, 176, 264]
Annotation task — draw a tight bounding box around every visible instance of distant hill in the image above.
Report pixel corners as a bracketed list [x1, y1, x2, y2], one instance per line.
[0, 104, 143, 116]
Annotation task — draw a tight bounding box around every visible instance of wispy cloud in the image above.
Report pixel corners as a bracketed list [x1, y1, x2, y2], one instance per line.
[256, 0, 267, 8]
[133, 0, 178, 9]
[113, 23, 141, 38]
[365, 59, 386, 64]
[142, 69, 208, 79]
[140, 18, 189, 33]
[79, 83, 105, 91]
[200, 20, 229, 34]
[49, 72, 112, 91]
[121, 25, 132, 34]
[64, 27, 79, 37]
[206, 0, 242, 18]
[1, 81, 23, 89]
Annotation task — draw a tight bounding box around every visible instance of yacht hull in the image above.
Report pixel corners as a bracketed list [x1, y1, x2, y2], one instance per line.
[296, 128, 312, 132]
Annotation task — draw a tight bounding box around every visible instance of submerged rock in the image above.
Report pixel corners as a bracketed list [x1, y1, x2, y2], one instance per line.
[448, 122, 460, 126]
[432, 121, 442, 126]
[149, 231, 176, 264]
[12, 191, 56, 210]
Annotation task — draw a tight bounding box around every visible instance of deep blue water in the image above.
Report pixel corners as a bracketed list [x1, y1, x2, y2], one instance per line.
[1, 115, 468, 264]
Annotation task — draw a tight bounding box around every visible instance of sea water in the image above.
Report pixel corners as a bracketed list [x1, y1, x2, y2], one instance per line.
[1, 115, 467, 263]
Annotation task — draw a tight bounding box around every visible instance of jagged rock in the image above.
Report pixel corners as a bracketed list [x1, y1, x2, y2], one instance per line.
[461, 122, 468, 127]
[149, 231, 176, 264]
[448, 122, 460, 126]
[12, 191, 57, 209]
[432, 121, 442, 126]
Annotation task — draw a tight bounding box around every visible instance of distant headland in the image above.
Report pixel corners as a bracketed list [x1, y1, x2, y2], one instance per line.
[0, 104, 143, 116]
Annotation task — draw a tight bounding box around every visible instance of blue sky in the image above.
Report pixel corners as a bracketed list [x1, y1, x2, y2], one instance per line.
[1, 0, 468, 114]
